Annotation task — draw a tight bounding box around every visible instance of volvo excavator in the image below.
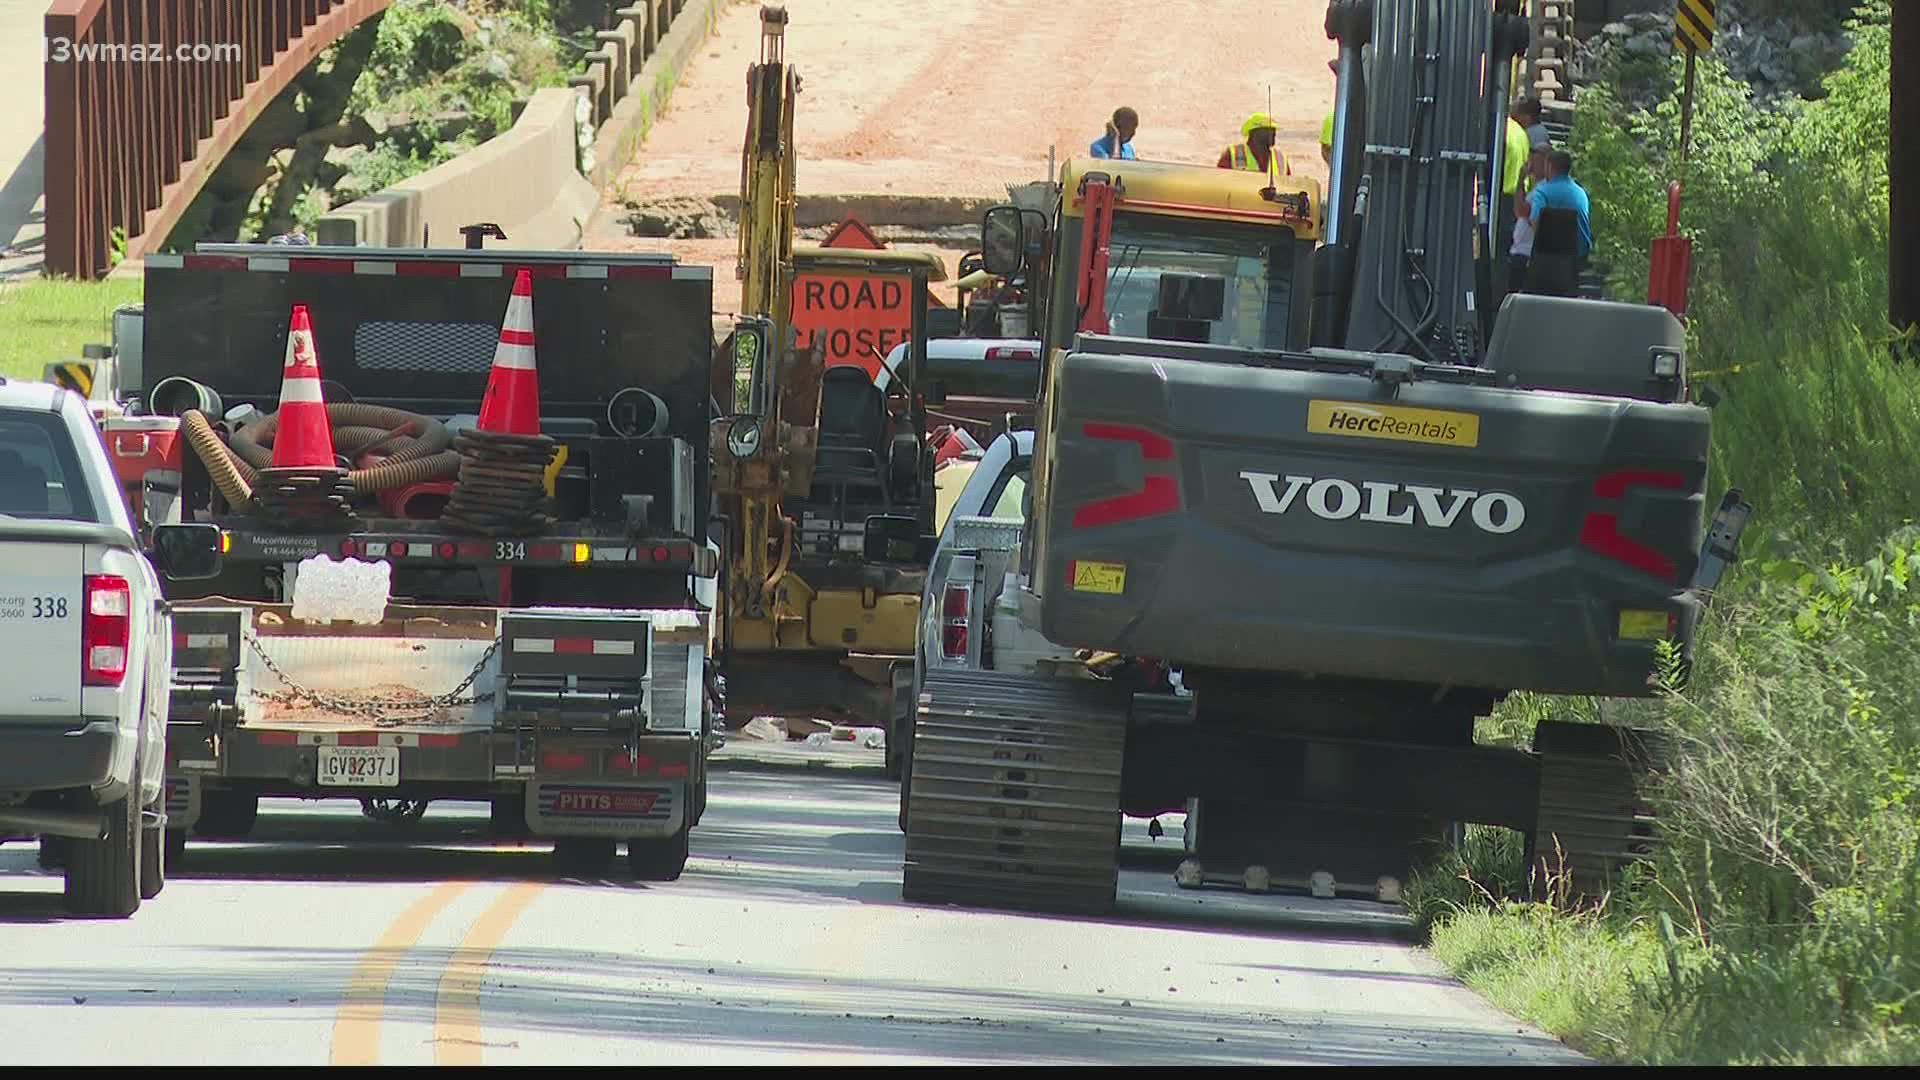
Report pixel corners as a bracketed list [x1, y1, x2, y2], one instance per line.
[899, 0, 1752, 914]
[711, 6, 941, 767]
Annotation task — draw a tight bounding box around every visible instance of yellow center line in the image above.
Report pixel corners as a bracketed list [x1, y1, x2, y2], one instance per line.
[330, 881, 473, 1066]
[433, 881, 546, 1065]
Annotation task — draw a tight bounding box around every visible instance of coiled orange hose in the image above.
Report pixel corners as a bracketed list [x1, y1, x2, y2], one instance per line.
[180, 409, 254, 509]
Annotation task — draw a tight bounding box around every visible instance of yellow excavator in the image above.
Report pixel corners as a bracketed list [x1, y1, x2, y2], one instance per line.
[711, 6, 942, 778]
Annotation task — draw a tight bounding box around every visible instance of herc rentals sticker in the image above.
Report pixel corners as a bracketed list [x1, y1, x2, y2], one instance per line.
[1305, 400, 1481, 449]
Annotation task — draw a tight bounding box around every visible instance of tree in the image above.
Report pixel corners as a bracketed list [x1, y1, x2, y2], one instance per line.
[1893, 0, 1915, 353]
[163, 19, 384, 248]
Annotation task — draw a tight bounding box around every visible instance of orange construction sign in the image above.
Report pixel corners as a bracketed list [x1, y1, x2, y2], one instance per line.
[792, 273, 915, 380]
[818, 215, 885, 250]
[791, 214, 939, 380]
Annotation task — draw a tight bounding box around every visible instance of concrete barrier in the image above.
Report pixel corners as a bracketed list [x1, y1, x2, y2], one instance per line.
[587, 0, 721, 191]
[316, 87, 598, 249]
[317, 0, 720, 250]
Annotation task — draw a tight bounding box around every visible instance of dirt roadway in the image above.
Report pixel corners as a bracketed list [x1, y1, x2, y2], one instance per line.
[588, 0, 1342, 310]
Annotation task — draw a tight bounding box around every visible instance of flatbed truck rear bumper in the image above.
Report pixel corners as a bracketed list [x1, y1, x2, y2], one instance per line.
[164, 725, 700, 839]
[162, 599, 713, 843]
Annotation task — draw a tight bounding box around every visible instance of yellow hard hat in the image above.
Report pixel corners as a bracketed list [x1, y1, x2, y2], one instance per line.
[1242, 112, 1279, 138]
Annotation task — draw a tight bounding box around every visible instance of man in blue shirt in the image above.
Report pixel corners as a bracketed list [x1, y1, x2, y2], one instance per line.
[1090, 106, 1138, 160]
[1516, 149, 1591, 295]
[1520, 150, 1591, 256]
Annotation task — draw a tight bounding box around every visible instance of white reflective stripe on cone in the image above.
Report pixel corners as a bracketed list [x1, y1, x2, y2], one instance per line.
[491, 343, 537, 371]
[279, 379, 326, 403]
[501, 293, 533, 328]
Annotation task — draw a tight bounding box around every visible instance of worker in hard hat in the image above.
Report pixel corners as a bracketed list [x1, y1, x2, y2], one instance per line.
[1218, 112, 1289, 181]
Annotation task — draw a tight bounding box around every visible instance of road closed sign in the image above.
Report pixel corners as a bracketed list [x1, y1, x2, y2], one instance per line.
[790, 214, 941, 381]
[791, 273, 914, 380]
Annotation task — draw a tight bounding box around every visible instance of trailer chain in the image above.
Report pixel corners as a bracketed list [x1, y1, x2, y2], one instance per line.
[242, 632, 501, 726]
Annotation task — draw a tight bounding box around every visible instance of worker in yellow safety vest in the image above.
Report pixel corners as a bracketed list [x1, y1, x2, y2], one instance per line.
[1320, 60, 1339, 167]
[1218, 112, 1289, 182]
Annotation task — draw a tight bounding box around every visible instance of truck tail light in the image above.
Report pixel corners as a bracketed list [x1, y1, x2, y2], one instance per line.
[1579, 470, 1688, 582]
[940, 584, 971, 659]
[1070, 423, 1180, 528]
[83, 574, 131, 686]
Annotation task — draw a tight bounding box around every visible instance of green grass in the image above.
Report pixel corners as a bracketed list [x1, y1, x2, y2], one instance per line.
[0, 277, 144, 381]
[1429, 888, 1920, 1065]
[1427, 902, 1665, 1061]
[1416, 6, 1920, 1065]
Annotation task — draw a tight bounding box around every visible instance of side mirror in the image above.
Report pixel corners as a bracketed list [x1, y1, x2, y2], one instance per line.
[981, 206, 1025, 278]
[150, 523, 224, 580]
[729, 316, 774, 417]
[863, 514, 937, 565]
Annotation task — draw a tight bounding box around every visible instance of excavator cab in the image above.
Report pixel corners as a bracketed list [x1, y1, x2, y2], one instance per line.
[787, 249, 941, 562]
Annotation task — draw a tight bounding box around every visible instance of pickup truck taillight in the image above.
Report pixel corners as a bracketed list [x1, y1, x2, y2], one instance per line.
[940, 584, 971, 659]
[985, 346, 1038, 362]
[83, 574, 131, 686]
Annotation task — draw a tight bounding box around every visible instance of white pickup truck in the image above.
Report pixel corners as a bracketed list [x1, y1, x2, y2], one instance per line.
[896, 429, 1083, 821]
[0, 378, 174, 917]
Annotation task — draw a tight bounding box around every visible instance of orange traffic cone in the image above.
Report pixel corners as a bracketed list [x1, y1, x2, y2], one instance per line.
[271, 305, 337, 469]
[476, 269, 541, 437]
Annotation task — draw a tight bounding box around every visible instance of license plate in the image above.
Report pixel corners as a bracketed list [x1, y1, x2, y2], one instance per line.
[317, 746, 400, 787]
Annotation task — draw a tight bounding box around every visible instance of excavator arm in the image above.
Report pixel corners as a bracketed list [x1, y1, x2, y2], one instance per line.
[737, 5, 796, 329]
[1316, 0, 1531, 362]
[718, 5, 800, 626]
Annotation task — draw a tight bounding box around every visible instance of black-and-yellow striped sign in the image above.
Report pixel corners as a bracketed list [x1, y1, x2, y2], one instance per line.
[44, 361, 93, 397]
[1674, 0, 1716, 53]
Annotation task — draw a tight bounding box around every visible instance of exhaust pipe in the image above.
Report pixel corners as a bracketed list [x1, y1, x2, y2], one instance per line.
[607, 386, 671, 438]
[151, 375, 224, 418]
[0, 807, 109, 841]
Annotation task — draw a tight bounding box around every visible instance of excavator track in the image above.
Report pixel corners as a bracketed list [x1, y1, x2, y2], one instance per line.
[1531, 720, 1669, 900]
[903, 669, 1129, 916]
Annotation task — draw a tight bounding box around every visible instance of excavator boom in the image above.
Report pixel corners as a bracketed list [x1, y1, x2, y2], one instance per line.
[738, 5, 796, 330]
[712, 6, 936, 758]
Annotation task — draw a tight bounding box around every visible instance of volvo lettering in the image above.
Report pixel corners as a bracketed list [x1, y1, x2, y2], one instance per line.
[1239, 472, 1526, 534]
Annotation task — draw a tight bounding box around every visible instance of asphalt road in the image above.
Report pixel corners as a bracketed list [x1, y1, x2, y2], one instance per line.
[0, 765, 1585, 1065]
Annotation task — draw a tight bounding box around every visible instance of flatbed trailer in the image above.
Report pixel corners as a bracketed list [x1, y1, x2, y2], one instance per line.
[136, 242, 721, 880]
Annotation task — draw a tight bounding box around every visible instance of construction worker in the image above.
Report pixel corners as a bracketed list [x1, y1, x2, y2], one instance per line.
[1219, 113, 1289, 181]
[1493, 98, 1538, 302]
[1511, 96, 1552, 153]
[1090, 106, 1139, 160]
[1320, 60, 1338, 167]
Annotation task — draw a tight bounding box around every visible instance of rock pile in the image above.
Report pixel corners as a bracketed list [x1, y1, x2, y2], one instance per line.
[1571, 7, 1857, 111]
